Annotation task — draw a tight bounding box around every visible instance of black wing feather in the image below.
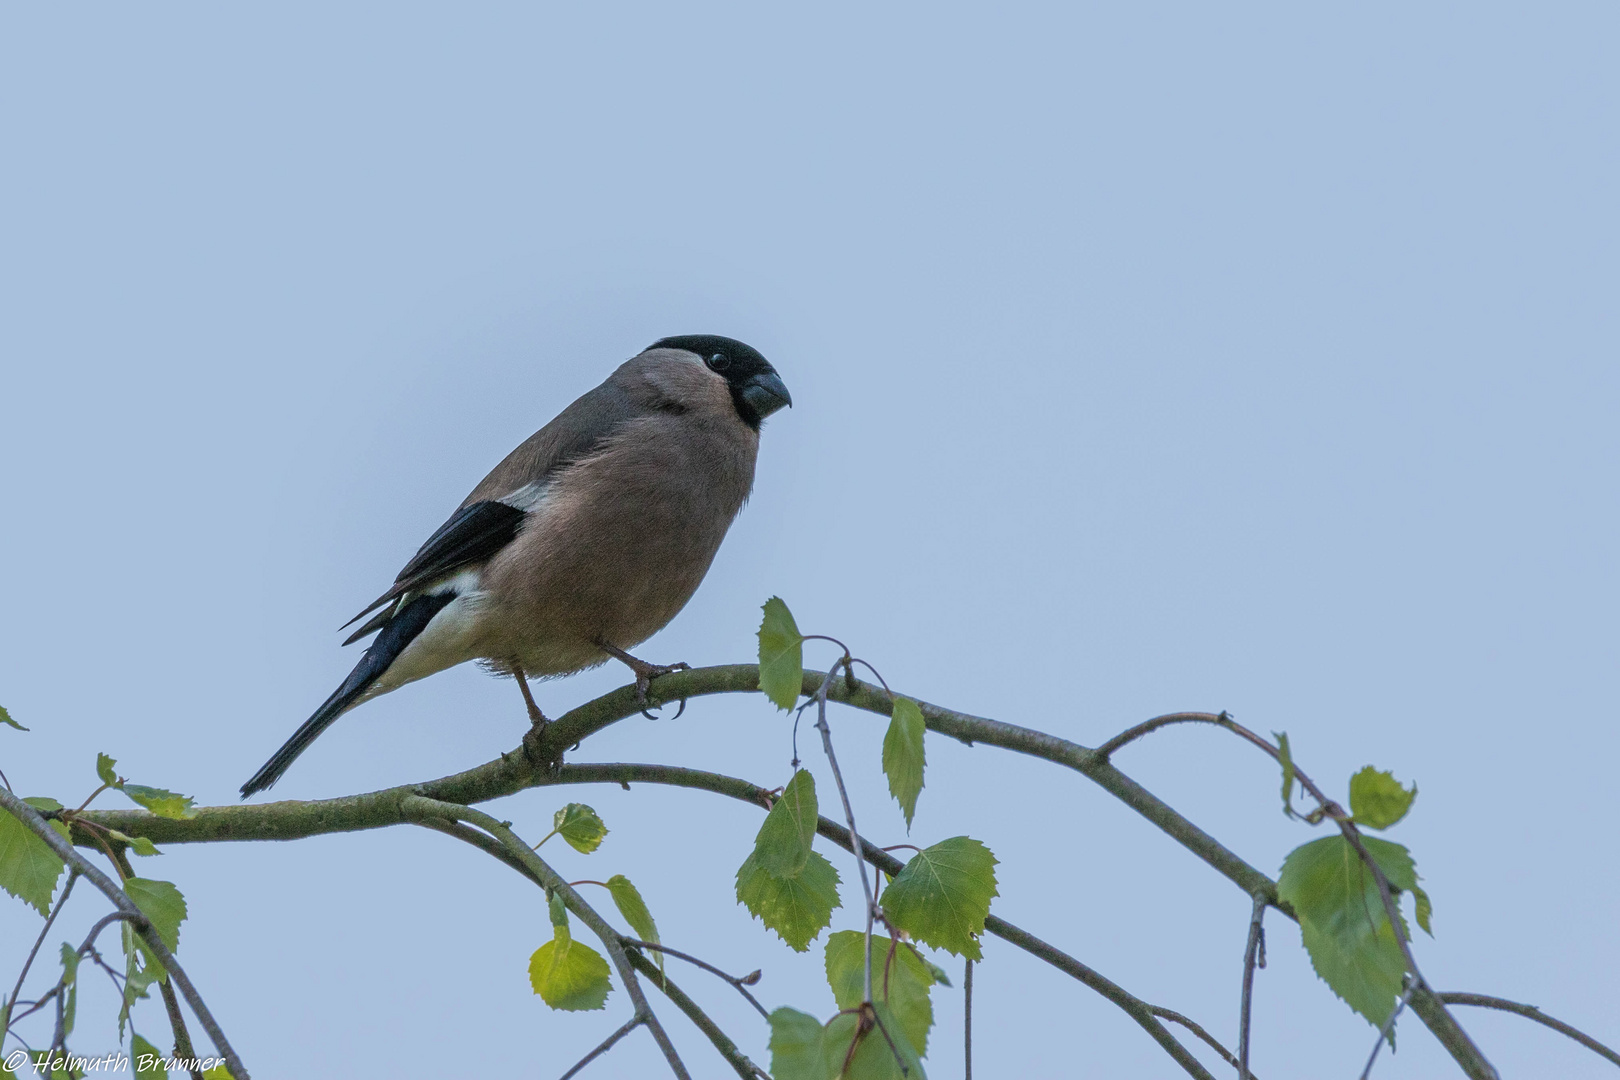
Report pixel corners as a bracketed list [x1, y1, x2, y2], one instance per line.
[339, 500, 526, 631]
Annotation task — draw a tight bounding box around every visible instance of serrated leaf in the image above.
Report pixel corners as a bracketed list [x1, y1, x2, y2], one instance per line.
[757, 597, 805, 711]
[122, 786, 196, 821]
[767, 1007, 827, 1080]
[59, 942, 80, 1037]
[1349, 767, 1417, 830]
[552, 803, 608, 854]
[1278, 835, 1431, 1026]
[826, 1002, 927, 1080]
[0, 798, 67, 915]
[825, 931, 935, 1055]
[606, 875, 662, 973]
[1412, 885, 1433, 936]
[131, 1032, 167, 1080]
[0, 705, 25, 730]
[753, 770, 819, 879]
[882, 837, 999, 961]
[528, 924, 611, 1011]
[883, 698, 926, 830]
[736, 849, 841, 951]
[1275, 731, 1297, 817]
[125, 877, 187, 958]
[106, 829, 162, 857]
[96, 753, 120, 788]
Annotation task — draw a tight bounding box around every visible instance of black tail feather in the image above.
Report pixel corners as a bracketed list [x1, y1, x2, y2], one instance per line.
[240, 592, 458, 798]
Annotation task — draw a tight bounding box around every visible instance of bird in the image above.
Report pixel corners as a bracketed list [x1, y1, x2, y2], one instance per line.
[240, 334, 791, 798]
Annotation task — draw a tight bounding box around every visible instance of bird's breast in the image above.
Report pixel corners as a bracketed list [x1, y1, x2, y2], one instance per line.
[475, 412, 759, 675]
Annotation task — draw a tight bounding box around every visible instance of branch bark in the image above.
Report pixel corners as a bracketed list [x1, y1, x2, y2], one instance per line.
[70, 664, 1509, 1078]
[0, 787, 247, 1080]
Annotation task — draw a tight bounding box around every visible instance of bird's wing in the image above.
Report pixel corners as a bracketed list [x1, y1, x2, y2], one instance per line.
[339, 375, 644, 635]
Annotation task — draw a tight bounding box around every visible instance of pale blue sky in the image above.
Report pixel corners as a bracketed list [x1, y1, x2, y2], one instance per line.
[2, 4, 1616, 1077]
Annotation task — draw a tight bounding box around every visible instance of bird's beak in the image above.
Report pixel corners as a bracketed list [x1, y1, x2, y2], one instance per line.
[741, 370, 792, 418]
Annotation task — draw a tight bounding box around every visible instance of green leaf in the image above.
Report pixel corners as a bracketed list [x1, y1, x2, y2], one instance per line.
[825, 931, 936, 1056]
[882, 698, 926, 830]
[767, 1007, 828, 1080]
[1275, 731, 1297, 817]
[1349, 767, 1417, 830]
[825, 1002, 926, 1080]
[131, 1032, 167, 1080]
[757, 596, 805, 710]
[882, 837, 999, 961]
[125, 878, 187, 955]
[552, 803, 608, 854]
[528, 923, 611, 1011]
[1278, 835, 1433, 1026]
[736, 849, 841, 952]
[0, 797, 67, 915]
[768, 1003, 926, 1080]
[199, 1068, 234, 1080]
[753, 770, 819, 879]
[1, 706, 27, 731]
[605, 875, 662, 972]
[1412, 885, 1433, 936]
[122, 786, 196, 821]
[106, 829, 162, 857]
[96, 753, 121, 788]
[58, 942, 80, 1037]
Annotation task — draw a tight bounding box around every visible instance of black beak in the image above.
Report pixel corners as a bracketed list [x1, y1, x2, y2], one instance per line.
[740, 370, 792, 419]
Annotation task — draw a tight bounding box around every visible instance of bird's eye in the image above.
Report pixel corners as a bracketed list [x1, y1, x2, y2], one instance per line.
[707, 353, 731, 373]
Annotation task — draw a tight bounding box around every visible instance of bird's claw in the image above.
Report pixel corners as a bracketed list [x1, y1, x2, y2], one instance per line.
[522, 717, 563, 774]
[633, 660, 692, 705]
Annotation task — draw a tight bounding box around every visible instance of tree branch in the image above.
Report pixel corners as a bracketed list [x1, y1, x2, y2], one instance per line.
[622, 948, 769, 1080]
[1437, 993, 1620, 1069]
[558, 1015, 644, 1080]
[1238, 893, 1266, 1079]
[1150, 1007, 1247, 1074]
[70, 665, 1512, 1078]
[0, 788, 247, 1080]
[400, 796, 690, 1080]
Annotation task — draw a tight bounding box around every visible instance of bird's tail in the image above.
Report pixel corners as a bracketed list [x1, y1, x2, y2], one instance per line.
[240, 592, 457, 797]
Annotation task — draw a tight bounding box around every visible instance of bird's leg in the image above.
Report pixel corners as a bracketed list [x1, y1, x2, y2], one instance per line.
[598, 641, 690, 716]
[513, 664, 558, 767]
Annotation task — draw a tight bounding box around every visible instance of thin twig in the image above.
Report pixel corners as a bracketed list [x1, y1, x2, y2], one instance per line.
[402, 797, 690, 1080]
[1150, 1008, 1247, 1073]
[963, 959, 973, 1080]
[1097, 712, 1231, 759]
[621, 946, 768, 1080]
[812, 658, 876, 1007]
[6, 870, 77, 1032]
[620, 940, 768, 1020]
[0, 789, 248, 1080]
[1437, 993, 1620, 1068]
[558, 1015, 643, 1080]
[1360, 979, 1417, 1080]
[1238, 893, 1266, 1078]
[73, 665, 1505, 1080]
[414, 815, 763, 1079]
[108, 846, 203, 1080]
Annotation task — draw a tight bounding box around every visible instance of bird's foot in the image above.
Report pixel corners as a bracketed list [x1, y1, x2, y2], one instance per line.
[598, 642, 691, 716]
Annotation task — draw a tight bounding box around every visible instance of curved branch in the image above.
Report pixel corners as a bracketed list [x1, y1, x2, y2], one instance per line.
[0, 788, 247, 1080]
[1436, 993, 1620, 1068]
[410, 814, 766, 1079]
[73, 665, 1504, 1077]
[400, 796, 689, 1080]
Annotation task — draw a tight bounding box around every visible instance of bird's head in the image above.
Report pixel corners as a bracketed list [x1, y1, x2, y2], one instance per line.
[648, 334, 792, 430]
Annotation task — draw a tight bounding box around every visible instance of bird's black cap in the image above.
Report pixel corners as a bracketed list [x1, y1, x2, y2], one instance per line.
[648, 334, 791, 429]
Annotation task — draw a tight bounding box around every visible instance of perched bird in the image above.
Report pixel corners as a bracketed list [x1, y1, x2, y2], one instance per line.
[240, 335, 790, 798]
